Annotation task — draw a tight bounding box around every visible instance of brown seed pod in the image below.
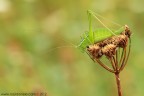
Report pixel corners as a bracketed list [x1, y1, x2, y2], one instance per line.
[102, 44, 117, 58]
[87, 44, 102, 59]
[121, 25, 131, 38]
[116, 35, 128, 48]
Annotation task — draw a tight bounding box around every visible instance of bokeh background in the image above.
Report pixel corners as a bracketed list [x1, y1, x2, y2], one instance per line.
[0, 0, 144, 96]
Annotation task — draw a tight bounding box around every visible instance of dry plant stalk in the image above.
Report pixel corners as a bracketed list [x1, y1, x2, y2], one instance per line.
[87, 25, 131, 96]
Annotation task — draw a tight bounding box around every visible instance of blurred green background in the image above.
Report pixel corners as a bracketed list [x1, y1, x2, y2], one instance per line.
[0, 0, 144, 96]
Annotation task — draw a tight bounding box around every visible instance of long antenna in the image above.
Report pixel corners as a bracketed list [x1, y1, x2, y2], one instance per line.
[47, 46, 76, 54]
[58, 37, 77, 48]
[93, 12, 122, 27]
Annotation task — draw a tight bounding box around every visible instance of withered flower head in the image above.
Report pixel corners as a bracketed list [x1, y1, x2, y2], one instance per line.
[121, 25, 131, 38]
[102, 44, 117, 58]
[86, 25, 131, 74]
[117, 35, 128, 48]
[87, 44, 102, 59]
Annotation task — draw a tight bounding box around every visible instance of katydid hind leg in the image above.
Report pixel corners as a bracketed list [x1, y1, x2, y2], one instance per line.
[88, 10, 118, 35]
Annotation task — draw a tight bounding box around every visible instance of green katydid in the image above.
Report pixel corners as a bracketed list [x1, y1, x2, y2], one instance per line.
[77, 10, 126, 52]
[48, 10, 130, 56]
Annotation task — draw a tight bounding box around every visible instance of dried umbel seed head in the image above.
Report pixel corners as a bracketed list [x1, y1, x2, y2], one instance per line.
[121, 25, 131, 38]
[102, 44, 117, 58]
[87, 25, 131, 60]
[87, 44, 102, 59]
[99, 32, 130, 49]
[117, 35, 128, 48]
[97, 35, 126, 48]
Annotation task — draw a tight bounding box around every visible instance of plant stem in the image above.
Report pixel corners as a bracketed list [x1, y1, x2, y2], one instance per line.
[95, 59, 115, 73]
[115, 73, 122, 96]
